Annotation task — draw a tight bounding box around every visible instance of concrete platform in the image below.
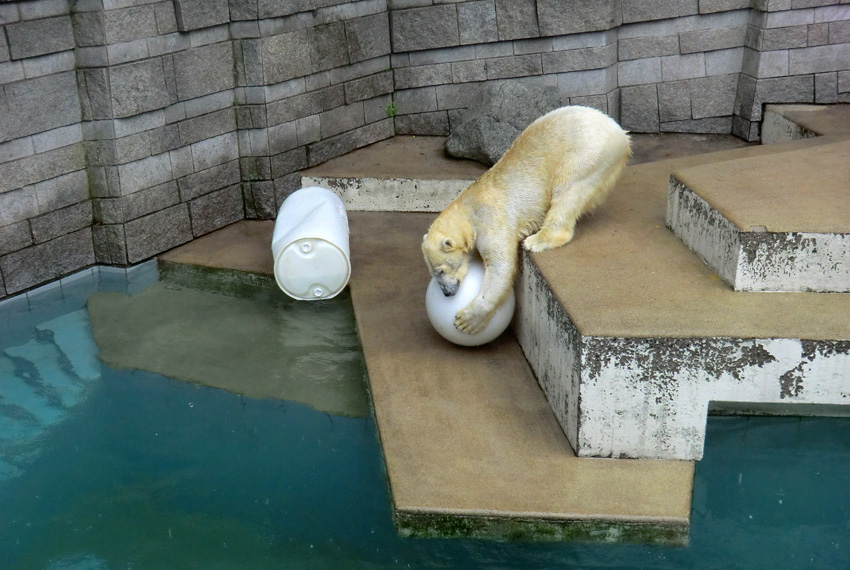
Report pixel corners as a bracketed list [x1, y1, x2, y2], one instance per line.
[667, 139, 850, 292]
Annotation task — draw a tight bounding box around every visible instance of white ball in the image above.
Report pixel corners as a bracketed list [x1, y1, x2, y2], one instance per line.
[425, 258, 516, 347]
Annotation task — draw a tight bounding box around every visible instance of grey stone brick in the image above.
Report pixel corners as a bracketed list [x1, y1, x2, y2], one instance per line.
[346, 13, 391, 63]
[753, 49, 789, 77]
[619, 84, 659, 132]
[485, 54, 542, 79]
[815, 71, 838, 103]
[1, 71, 80, 144]
[23, 51, 75, 79]
[189, 184, 243, 236]
[457, 0, 497, 44]
[229, 0, 260, 20]
[814, 5, 850, 23]
[705, 47, 744, 75]
[309, 22, 349, 73]
[268, 121, 298, 154]
[106, 38, 151, 66]
[6, 16, 74, 59]
[395, 111, 450, 135]
[393, 86, 438, 114]
[173, 42, 235, 100]
[364, 94, 394, 123]
[155, 1, 179, 34]
[178, 108, 237, 146]
[0, 31, 9, 62]
[0, 138, 34, 163]
[240, 156, 272, 181]
[617, 57, 662, 86]
[829, 19, 850, 43]
[658, 80, 692, 121]
[513, 38, 555, 55]
[0, 60, 25, 84]
[808, 22, 829, 45]
[93, 197, 124, 224]
[538, 0, 621, 37]
[110, 58, 171, 118]
[679, 25, 747, 53]
[35, 170, 90, 213]
[661, 116, 732, 133]
[345, 71, 394, 103]
[790, 43, 850, 73]
[124, 204, 192, 263]
[679, 0, 700, 15]
[391, 5, 460, 52]
[494, 0, 538, 41]
[270, 147, 308, 177]
[267, 92, 322, 126]
[662, 53, 706, 81]
[0, 186, 39, 227]
[148, 32, 193, 57]
[557, 66, 617, 97]
[81, 68, 114, 120]
[750, 75, 814, 120]
[409, 45, 476, 66]
[320, 101, 365, 138]
[178, 160, 241, 201]
[306, 118, 393, 166]
[839, 70, 850, 93]
[262, 30, 312, 84]
[618, 36, 679, 60]
[436, 81, 484, 109]
[0, 144, 86, 196]
[328, 56, 390, 85]
[102, 5, 158, 43]
[765, 9, 815, 28]
[690, 73, 738, 118]
[762, 25, 809, 49]
[243, 180, 276, 219]
[114, 109, 167, 138]
[32, 124, 83, 153]
[121, 180, 180, 221]
[0, 228, 95, 294]
[394, 63, 453, 89]
[568, 94, 608, 113]
[30, 202, 92, 244]
[622, 0, 679, 23]
[92, 224, 128, 265]
[118, 152, 174, 195]
[0, 221, 31, 257]
[273, 172, 301, 209]
[174, 0, 230, 31]
[452, 59, 487, 82]
[296, 115, 321, 146]
[698, 0, 750, 13]
[113, 131, 152, 164]
[191, 132, 239, 171]
[542, 44, 617, 74]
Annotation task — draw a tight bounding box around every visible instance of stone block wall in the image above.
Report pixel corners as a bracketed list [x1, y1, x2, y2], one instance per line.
[387, 0, 850, 140]
[1, 0, 848, 300]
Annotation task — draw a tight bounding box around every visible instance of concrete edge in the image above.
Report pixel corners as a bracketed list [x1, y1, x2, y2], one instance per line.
[302, 175, 472, 212]
[394, 508, 690, 545]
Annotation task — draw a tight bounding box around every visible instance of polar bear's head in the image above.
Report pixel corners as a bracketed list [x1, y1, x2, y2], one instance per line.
[422, 230, 471, 297]
[422, 209, 475, 297]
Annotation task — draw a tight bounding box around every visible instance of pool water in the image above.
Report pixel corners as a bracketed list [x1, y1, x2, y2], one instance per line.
[1, 264, 848, 569]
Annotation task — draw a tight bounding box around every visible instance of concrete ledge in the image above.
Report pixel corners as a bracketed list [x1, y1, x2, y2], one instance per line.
[667, 140, 850, 292]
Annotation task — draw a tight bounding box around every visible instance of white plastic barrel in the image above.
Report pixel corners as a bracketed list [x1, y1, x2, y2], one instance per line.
[271, 187, 351, 301]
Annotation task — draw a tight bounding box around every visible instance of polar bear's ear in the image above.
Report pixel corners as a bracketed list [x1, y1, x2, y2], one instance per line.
[440, 237, 455, 252]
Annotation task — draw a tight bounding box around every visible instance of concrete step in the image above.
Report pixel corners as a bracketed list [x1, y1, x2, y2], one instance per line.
[667, 139, 850, 292]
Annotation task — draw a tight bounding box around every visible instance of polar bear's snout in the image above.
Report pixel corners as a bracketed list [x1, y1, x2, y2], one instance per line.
[437, 275, 460, 297]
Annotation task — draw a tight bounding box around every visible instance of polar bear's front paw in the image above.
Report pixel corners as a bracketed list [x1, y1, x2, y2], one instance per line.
[523, 228, 574, 253]
[455, 305, 491, 335]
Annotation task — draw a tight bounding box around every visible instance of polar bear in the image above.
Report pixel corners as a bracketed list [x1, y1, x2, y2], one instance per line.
[422, 106, 631, 335]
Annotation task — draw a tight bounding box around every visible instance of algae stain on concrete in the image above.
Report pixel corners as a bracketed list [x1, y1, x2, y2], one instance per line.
[86, 271, 369, 418]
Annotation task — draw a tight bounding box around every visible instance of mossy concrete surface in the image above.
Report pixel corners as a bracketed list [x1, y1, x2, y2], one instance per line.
[87, 264, 369, 418]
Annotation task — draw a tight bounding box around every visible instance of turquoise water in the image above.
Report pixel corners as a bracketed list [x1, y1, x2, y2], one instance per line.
[1, 266, 848, 569]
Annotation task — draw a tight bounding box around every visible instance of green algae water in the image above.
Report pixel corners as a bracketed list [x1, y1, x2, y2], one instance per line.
[1, 263, 848, 569]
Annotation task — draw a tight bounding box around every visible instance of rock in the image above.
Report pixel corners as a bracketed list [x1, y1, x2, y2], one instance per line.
[444, 81, 562, 166]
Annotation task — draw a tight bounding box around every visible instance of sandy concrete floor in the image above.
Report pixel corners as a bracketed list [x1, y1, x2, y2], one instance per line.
[161, 123, 848, 539]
